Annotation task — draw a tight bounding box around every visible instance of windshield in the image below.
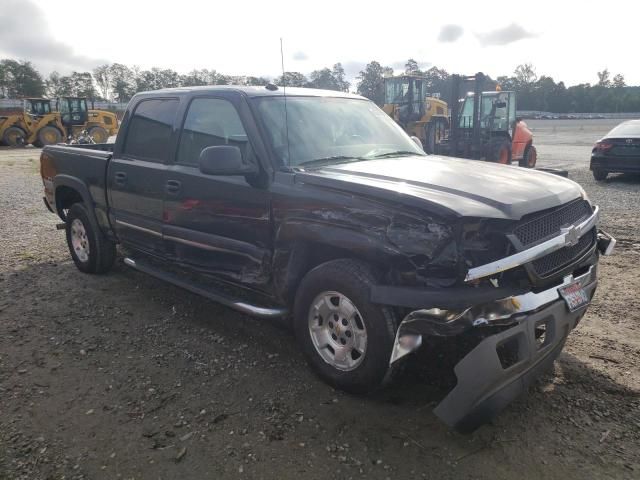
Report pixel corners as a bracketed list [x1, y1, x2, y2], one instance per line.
[459, 93, 510, 131]
[26, 100, 51, 115]
[254, 96, 425, 167]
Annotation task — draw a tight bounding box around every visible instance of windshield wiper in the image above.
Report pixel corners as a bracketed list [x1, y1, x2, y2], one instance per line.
[297, 156, 364, 168]
[367, 150, 421, 159]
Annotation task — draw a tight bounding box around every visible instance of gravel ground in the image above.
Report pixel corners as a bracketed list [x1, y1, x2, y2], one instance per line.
[0, 120, 639, 480]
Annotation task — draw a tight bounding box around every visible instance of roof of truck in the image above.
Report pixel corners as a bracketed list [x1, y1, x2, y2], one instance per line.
[135, 85, 365, 99]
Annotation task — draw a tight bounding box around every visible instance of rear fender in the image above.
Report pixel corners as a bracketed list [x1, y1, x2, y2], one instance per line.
[52, 175, 110, 237]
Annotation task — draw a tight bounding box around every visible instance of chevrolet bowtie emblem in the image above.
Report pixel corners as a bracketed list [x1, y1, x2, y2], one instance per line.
[562, 226, 580, 247]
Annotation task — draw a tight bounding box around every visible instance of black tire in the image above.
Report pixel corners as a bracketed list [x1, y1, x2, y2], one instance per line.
[293, 259, 400, 394]
[593, 169, 608, 181]
[88, 126, 108, 143]
[519, 144, 537, 168]
[65, 203, 116, 274]
[488, 137, 512, 164]
[2, 126, 27, 147]
[37, 126, 62, 146]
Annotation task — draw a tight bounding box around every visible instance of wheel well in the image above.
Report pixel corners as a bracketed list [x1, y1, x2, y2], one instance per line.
[278, 241, 388, 305]
[55, 186, 83, 220]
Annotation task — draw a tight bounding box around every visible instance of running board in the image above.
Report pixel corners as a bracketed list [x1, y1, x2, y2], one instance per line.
[123, 257, 288, 318]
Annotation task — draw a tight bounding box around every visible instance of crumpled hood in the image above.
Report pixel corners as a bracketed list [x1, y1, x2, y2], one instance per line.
[298, 155, 583, 220]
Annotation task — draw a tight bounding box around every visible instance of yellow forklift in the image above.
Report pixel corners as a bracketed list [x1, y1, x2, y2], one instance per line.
[0, 97, 118, 147]
[382, 74, 449, 153]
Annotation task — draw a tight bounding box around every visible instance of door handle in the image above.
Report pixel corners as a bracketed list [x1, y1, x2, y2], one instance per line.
[165, 180, 182, 195]
[114, 171, 127, 187]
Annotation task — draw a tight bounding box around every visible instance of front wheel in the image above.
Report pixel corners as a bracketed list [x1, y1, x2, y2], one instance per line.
[65, 203, 116, 274]
[519, 145, 537, 168]
[37, 126, 62, 146]
[294, 259, 400, 393]
[488, 138, 512, 164]
[2, 126, 27, 147]
[88, 126, 108, 143]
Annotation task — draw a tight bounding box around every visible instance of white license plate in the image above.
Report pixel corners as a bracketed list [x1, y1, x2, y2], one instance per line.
[559, 281, 590, 312]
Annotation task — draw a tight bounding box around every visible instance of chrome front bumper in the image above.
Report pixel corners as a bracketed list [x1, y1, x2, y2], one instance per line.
[390, 264, 599, 364]
[465, 206, 601, 282]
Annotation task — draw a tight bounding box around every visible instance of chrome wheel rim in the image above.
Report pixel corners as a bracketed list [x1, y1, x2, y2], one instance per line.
[308, 291, 367, 371]
[70, 218, 90, 262]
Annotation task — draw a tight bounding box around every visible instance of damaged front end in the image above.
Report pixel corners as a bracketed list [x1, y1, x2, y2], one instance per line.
[375, 200, 616, 432]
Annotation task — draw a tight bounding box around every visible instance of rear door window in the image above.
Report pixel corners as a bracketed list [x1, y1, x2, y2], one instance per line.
[176, 98, 249, 166]
[123, 98, 179, 162]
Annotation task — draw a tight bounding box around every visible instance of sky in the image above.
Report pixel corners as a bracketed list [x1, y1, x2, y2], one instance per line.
[1, 0, 638, 87]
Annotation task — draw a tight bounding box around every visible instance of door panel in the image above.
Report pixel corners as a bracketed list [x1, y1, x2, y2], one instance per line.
[108, 98, 179, 257]
[163, 96, 271, 286]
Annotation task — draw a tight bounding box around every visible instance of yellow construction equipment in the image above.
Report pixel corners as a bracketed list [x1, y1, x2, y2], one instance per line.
[0, 97, 118, 147]
[382, 74, 449, 152]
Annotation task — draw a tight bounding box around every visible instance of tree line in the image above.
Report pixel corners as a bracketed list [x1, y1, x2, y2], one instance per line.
[1, 57, 639, 113]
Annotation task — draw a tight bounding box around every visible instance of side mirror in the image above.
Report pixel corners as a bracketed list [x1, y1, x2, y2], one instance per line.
[410, 135, 424, 151]
[198, 145, 258, 176]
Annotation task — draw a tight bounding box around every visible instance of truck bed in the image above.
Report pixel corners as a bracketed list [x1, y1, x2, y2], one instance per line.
[41, 143, 115, 232]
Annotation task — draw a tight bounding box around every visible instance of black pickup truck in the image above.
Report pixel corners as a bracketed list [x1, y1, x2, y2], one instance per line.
[40, 85, 615, 431]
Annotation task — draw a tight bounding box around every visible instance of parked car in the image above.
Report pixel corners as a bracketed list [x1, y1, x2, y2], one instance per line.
[591, 119, 640, 180]
[40, 85, 615, 432]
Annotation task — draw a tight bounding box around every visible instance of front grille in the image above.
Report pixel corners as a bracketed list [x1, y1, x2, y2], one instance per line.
[513, 199, 592, 247]
[532, 229, 595, 277]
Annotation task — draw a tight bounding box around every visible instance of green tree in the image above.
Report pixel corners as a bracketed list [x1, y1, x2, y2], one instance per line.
[404, 59, 421, 75]
[277, 71, 308, 87]
[108, 63, 136, 102]
[181, 69, 220, 86]
[356, 61, 393, 106]
[93, 64, 112, 100]
[331, 63, 350, 92]
[307, 68, 334, 89]
[514, 63, 537, 86]
[244, 76, 271, 86]
[596, 69, 611, 87]
[0, 59, 44, 98]
[135, 68, 181, 92]
[612, 73, 626, 88]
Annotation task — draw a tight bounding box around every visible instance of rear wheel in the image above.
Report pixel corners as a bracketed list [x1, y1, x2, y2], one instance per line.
[488, 138, 512, 164]
[294, 259, 400, 394]
[519, 145, 537, 168]
[37, 126, 62, 147]
[65, 203, 116, 274]
[593, 169, 608, 181]
[2, 126, 27, 147]
[88, 126, 108, 143]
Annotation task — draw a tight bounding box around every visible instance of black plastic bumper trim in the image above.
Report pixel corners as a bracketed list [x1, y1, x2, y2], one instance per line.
[433, 277, 597, 432]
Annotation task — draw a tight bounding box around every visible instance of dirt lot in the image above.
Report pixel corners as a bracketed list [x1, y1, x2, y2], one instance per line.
[1, 120, 639, 480]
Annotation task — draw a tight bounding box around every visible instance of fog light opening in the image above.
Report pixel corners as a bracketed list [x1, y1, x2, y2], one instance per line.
[497, 336, 521, 369]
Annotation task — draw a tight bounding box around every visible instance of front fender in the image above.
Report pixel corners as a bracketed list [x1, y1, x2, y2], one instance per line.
[271, 219, 410, 303]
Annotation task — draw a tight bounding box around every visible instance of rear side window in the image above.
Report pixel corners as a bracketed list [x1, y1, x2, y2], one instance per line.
[124, 98, 179, 162]
[176, 98, 249, 165]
